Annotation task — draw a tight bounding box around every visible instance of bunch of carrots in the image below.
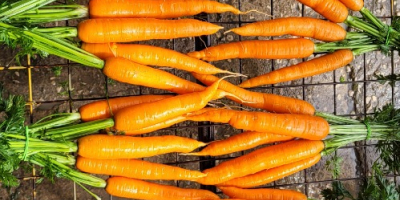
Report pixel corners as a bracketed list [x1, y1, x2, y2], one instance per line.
[1, 0, 400, 200]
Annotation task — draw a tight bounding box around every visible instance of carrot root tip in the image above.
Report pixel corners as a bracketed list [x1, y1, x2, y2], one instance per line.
[223, 30, 233, 35]
[180, 152, 205, 156]
[240, 9, 272, 18]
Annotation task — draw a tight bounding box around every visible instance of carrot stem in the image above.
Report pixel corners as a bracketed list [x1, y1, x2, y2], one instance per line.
[29, 153, 107, 188]
[352, 46, 380, 56]
[28, 113, 81, 134]
[44, 153, 76, 166]
[346, 16, 400, 47]
[359, 7, 387, 30]
[8, 5, 88, 24]
[33, 27, 78, 39]
[315, 111, 360, 124]
[43, 118, 115, 141]
[318, 110, 400, 155]
[0, 0, 56, 20]
[4, 134, 78, 156]
[345, 32, 370, 40]
[0, 22, 104, 69]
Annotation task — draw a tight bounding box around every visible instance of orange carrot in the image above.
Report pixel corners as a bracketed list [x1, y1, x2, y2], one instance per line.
[81, 43, 237, 75]
[186, 38, 315, 61]
[112, 73, 225, 132]
[186, 131, 294, 156]
[338, 0, 364, 11]
[79, 95, 173, 122]
[102, 57, 228, 99]
[187, 108, 330, 140]
[227, 17, 347, 42]
[78, 18, 223, 43]
[296, 0, 349, 23]
[78, 134, 206, 159]
[219, 155, 321, 188]
[238, 49, 354, 88]
[219, 186, 307, 200]
[89, 0, 252, 18]
[76, 156, 206, 181]
[106, 177, 220, 200]
[125, 115, 187, 135]
[195, 140, 324, 185]
[191, 73, 316, 115]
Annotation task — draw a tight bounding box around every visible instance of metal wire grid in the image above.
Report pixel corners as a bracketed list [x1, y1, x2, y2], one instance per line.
[0, 0, 399, 199]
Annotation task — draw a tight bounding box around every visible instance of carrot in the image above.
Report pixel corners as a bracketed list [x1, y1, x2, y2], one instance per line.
[125, 115, 187, 135]
[338, 0, 364, 11]
[238, 49, 354, 88]
[219, 155, 321, 188]
[79, 95, 173, 122]
[227, 17, 347, 42]
[186, 131, 294, 156]
[102, 57, 228, 99]
[295, 0, 349, 23]
[186, 38, 315, 61]
[78, 134, 206, 159]
[219, 186, 307, 200]
[76, 156, 206, 181]
[106, 177, 220, 200]
[195, 140, 324, 185]
[78, 18, 223, 43]
[191, 73, 316, 115]
[187, 108, 330, 140]
[81, 43, 238, 75]
[112, 73, 226, 132]
[89, 0, 254, 19]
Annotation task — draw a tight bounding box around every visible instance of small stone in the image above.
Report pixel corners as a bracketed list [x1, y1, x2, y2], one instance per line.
[348, 90, 354, 97]
[14, 71, 19, 77]
[56, 87, 62, 93]
[337, 94, 342, 100]
[226, 35, 234, 41]
[371, 96, 377, 102]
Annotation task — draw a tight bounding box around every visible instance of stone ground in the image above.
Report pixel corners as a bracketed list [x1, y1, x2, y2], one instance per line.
[0, 0, 399, 199]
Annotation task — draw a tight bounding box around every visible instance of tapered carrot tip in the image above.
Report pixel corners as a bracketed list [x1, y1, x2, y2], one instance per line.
[237, 81, 252, 88]
[180, 152, 207, 156]
[187, 51, 205, 59]
[238, 9, 271, 17]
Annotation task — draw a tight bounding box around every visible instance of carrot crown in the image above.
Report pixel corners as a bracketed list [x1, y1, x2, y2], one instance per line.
[317, 104, 400, 155]
[0, 87, 106, 199]
[0, 0, 56, 20]
[0, 22, 104, 68]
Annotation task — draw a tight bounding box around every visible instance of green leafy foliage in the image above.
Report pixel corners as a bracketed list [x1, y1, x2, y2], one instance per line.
[0, 85, 25, 133]
[376, 141, 400, 173]
[369, 104, 400, 130]
[392, 17, 400, 32]
[358, 163, 399, 200]
[0, 25, 48, 65]
[375, 74, 400, 87]
[365, 104, 400, 173]
[321, 181, 355, 200]
[322, 163, 400, 200]
[0, 134, 20, 188]
[0, 85, 26, 188]
[51, 66, 62, 77]
[325, 154, 343, 179]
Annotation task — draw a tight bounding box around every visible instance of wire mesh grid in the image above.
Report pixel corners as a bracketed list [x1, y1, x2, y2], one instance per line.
[0, 0, 399, 199]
